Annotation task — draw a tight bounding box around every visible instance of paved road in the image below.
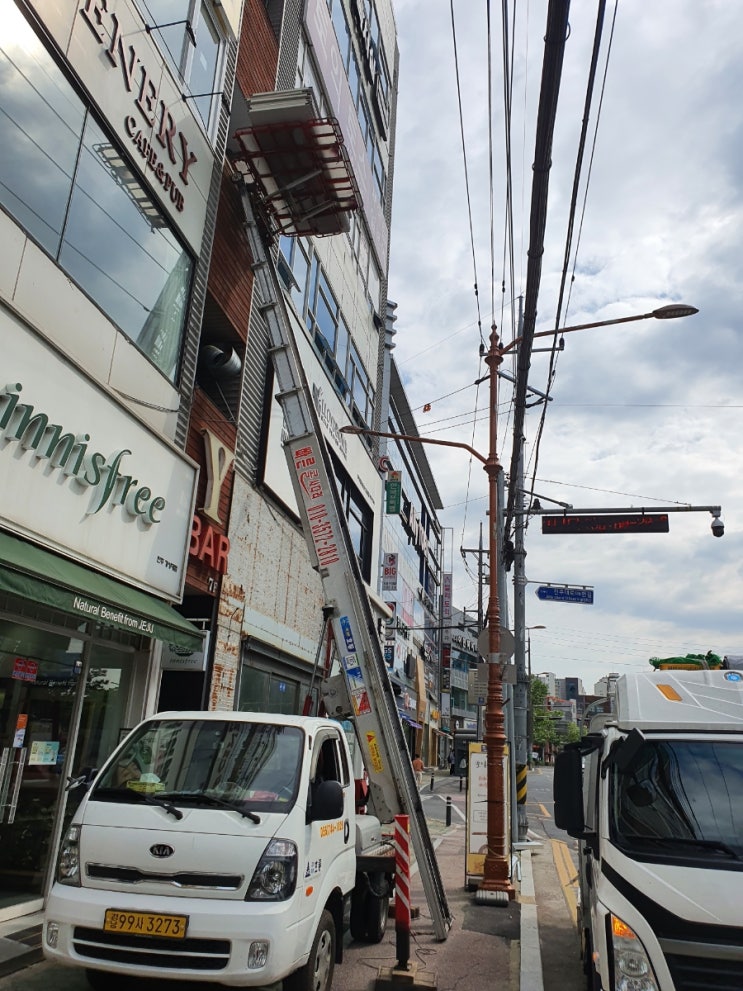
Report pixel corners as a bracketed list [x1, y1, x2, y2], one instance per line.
[526, 766, 585, 991]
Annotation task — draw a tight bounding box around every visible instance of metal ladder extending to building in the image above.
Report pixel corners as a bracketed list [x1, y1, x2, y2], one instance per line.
[238, 183, 452, 941]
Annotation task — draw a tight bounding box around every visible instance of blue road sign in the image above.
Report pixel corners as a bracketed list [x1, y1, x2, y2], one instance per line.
[536, 586, 594, 604]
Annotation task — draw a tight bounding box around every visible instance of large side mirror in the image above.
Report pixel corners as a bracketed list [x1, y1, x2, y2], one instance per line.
[553, 748, 586, 837]
[308, 779, 344, 822]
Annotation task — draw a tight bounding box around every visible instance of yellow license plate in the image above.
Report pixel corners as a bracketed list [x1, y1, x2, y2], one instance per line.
[103, 909, 188, 939]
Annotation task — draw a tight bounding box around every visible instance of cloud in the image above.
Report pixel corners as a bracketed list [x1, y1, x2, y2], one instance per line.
[388, 0, 743, 690]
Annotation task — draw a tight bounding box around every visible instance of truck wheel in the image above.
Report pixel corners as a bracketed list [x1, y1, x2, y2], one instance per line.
[349, 886, 367, 942]
[284, 909, 335, 991]
[362, 890, 389, 943]
[349, 884, 389, 943]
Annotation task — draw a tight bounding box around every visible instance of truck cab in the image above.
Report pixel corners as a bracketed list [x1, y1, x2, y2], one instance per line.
[554, 669, 743, 991]
[43, 711, 389, 991]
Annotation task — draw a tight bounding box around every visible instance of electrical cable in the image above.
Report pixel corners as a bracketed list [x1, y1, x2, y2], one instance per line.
[449, 0, 485, 353]
[525, 1, 619, 508]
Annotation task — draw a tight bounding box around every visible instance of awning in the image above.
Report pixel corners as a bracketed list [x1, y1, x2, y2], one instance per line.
[0, 530, 204, 650]
[399, 713, 422, 730]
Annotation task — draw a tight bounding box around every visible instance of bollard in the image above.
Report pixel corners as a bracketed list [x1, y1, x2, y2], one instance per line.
[459, 774, 464, 793]
[393, 814, 411, 971]
[445, 795, 452, 827]
[430, 773, 435, 792]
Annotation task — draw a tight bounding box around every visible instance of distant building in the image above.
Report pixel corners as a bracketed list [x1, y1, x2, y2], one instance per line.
[594, 673, 620, 698]
[536, 671, 557, 696]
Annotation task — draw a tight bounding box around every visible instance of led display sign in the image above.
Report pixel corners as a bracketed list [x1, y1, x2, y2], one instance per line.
[541, 514, 669, 534]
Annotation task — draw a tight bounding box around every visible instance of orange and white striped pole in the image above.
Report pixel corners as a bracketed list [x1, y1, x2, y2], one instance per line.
[393, 814, 411, 970]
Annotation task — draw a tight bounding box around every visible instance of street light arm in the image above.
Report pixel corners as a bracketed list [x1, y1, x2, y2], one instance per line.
[499, 303, 698, 355]
[340, 425, 487, 464]
[526, 503, 721, 516]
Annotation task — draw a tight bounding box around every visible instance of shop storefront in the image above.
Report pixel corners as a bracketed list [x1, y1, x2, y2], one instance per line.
[0, 315, 201, 920]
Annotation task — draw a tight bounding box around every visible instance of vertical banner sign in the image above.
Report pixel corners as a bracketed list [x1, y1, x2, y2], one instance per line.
[441, 573, 453, 645]
[465, 742, 488, 882]
[385, 471, 402, 514]
[382, 553, 398, 591]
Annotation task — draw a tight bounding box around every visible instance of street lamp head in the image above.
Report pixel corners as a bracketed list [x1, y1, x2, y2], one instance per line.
[651, 304, 698, 320]
[339, 425, 364, 435]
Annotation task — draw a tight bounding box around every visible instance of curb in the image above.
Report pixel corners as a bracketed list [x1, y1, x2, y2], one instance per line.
[519, 850, 544, 991]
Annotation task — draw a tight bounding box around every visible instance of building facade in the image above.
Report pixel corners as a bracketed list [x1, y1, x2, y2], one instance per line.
[0, 0, 240, 919]
[378, 356, 444, 766]
[203, 0, 402, 717]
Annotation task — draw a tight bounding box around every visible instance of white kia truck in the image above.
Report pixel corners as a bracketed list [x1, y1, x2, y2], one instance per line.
[43, 711, 395, 991]
[554, 667, 743, 991]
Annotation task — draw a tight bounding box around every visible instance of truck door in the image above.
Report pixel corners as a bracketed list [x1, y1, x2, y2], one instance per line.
[579, 748, 602, 975]
[304, 731, 355, 903]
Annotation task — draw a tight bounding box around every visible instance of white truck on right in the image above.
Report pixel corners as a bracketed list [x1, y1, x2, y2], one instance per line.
[554, 667, 743, 991]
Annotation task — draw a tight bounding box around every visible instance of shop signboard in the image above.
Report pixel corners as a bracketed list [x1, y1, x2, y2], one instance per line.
[381, 553, 398, 591]
[1, 316, 198, 601]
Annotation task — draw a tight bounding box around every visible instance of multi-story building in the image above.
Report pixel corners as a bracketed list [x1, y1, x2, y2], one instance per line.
[0, 0, 241, 918]
[200, 0, 403, 716]
[535, 671, 557, 696]
[594, 672, 620, 698]
[447, 608, 480, 733]
[377, 353, 444, 765]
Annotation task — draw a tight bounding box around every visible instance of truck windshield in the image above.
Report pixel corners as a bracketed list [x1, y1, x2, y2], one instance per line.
[92, 719, 304, 816]
[610, 739, 743, 865]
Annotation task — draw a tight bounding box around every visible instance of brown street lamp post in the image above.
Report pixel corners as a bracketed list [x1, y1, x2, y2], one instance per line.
[340, 301, 698, 900]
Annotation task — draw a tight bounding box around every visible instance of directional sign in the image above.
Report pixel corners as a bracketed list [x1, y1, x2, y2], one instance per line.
[536, 586, 594, 605]
[542, 514, 669, 534]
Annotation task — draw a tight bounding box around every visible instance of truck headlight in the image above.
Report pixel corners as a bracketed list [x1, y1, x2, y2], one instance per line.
[610, 913, 659, 991]
[246, 838, 297, 901]
[57, 826, 81, 886]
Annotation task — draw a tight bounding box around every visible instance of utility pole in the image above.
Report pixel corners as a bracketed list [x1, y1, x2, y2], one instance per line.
[512, 438, 529, 843]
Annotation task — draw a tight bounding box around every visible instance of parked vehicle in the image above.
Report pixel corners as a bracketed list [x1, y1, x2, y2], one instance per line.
[44, 711, 395, 991]
[554, 667, 743, 990]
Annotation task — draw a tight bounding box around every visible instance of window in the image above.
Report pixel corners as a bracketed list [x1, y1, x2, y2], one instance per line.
[330, 0, 351, 67]
[349, 345, 374, 428]
[0, 2, 193, 382]
[238, 667, 300, 715]
[330, 453, 372, 582]
[279, 239, 374, 424]
[610, 739, 743, 863]
[141, 0, 224, 134]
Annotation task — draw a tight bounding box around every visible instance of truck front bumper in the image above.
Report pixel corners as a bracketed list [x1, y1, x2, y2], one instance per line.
[43, 883, 309, 986]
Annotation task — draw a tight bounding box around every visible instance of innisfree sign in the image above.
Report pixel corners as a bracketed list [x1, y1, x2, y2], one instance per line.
[536, 586, 594, 605]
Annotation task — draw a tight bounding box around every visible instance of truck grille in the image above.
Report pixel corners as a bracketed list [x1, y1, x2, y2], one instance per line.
[86, 864, 243, 889]
[72, 926, 231, 971]
[665, 952, 743, 991]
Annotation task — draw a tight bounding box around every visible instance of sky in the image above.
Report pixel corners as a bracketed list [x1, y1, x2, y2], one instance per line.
[386, 0, 743, 693]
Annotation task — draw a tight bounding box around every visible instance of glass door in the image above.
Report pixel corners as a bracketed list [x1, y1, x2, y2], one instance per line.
[0, 619, 83, 907]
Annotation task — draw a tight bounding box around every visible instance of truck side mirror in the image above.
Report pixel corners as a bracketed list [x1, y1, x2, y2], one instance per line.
[308, 779, 344, 822]
[553, 748, 586, 837]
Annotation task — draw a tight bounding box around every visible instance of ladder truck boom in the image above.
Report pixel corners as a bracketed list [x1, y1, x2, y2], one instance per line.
[238, 181, 452, 941]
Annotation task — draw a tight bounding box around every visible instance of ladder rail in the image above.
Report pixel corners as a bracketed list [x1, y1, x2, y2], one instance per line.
[239, 183, 452, 939]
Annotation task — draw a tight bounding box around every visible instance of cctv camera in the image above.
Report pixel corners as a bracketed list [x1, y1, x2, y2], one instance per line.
[711, 516, 725, 538]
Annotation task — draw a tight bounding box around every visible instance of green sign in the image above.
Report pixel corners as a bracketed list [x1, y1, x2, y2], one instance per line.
[385, 471, 401, 514]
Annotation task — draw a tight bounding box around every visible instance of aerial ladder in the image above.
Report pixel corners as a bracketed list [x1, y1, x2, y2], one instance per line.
[234, 175, 452, 942]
